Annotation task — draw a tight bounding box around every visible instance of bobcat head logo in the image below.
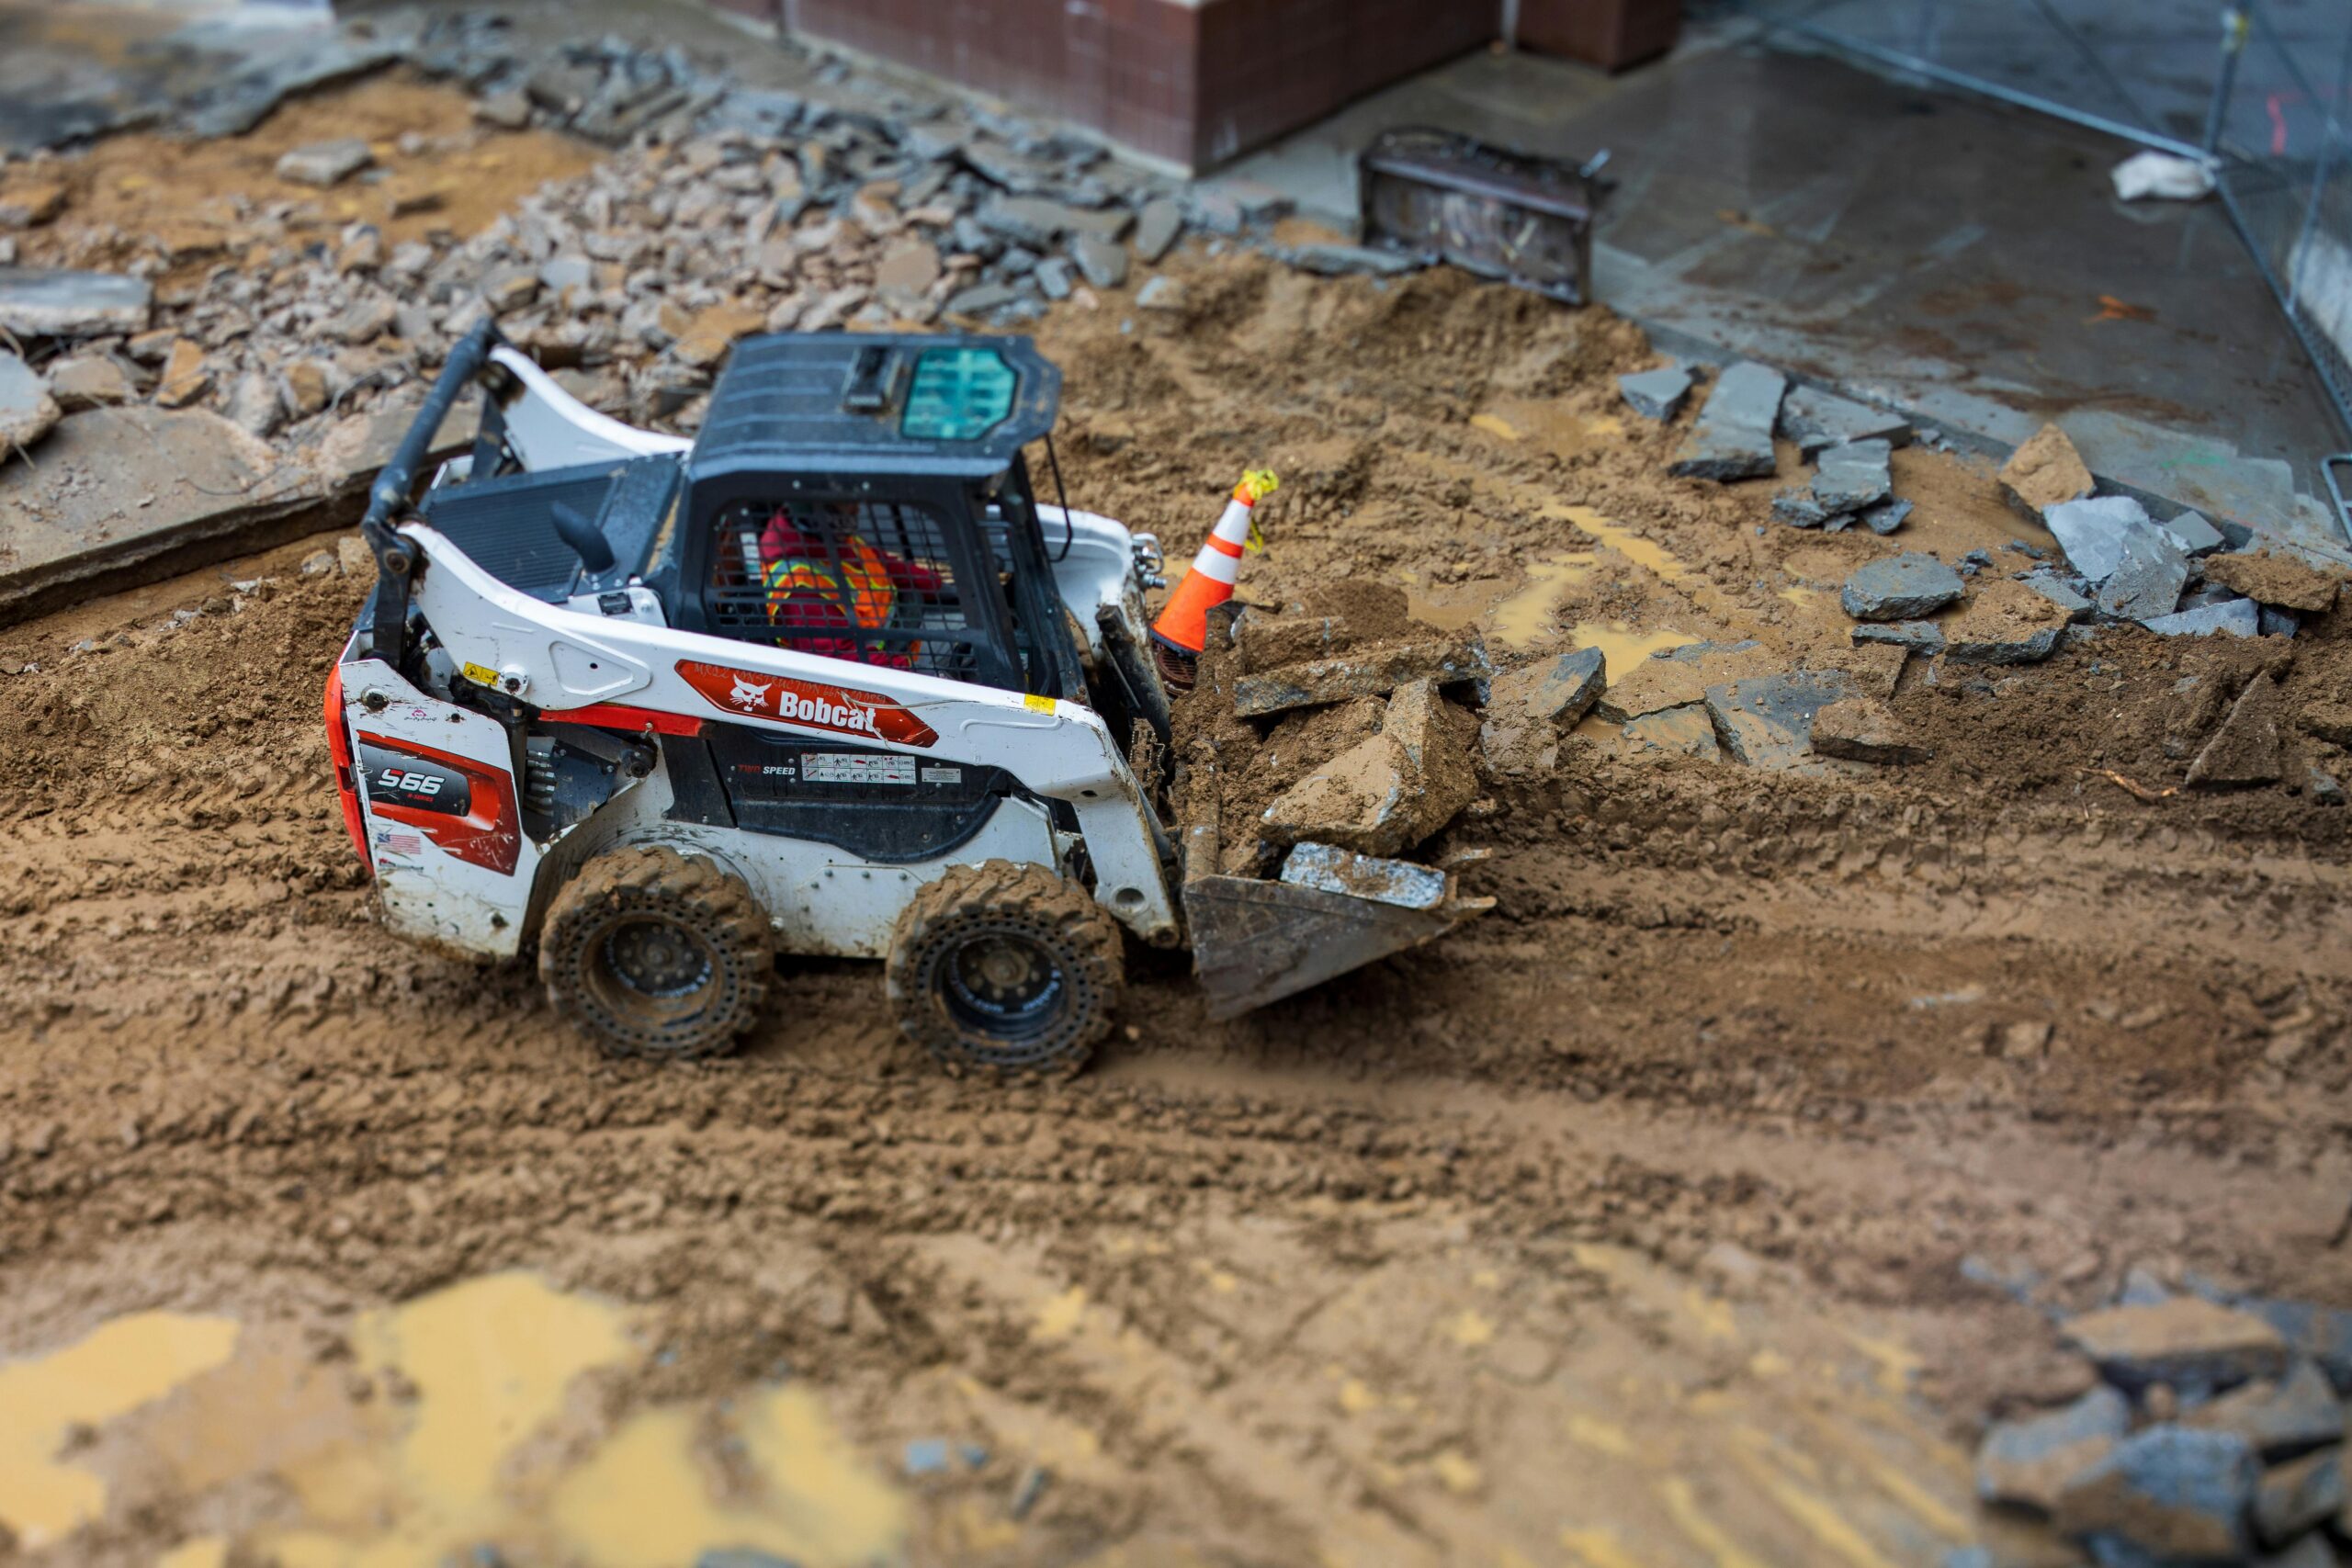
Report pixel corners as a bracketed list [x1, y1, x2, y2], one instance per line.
[729, 675, 774, 710]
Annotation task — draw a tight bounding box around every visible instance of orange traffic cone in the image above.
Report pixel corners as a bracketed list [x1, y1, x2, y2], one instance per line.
[1151, 469, 1278, 687]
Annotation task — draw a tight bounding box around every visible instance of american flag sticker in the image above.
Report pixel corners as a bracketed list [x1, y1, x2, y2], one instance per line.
[378, 832, 424, 857]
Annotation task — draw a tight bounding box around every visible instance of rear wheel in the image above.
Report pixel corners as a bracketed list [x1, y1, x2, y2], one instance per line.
[886, 861, 1125, 1078]
[539, 844, 773, 1059]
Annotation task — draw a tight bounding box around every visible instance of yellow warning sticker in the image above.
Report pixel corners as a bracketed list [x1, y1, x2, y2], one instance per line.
[460, 661, 500, 688]
[1023, 694, 1057, 715]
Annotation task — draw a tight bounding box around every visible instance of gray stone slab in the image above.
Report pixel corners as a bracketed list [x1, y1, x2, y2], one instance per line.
[1284, 243, 1419, 278]
[1771, 489, 1832, 528]
[1780, 384, 1912, 457]
[275, 137, 373, 187]
[2024, 570, 2095, 620]
[1668, 362, 1785, 482]
[1843, 552, 1965, 620]
[0, 351, 59, 452]
[1859, 497, 1912, 535]
[1133, 197, 1184, 263]
[2230, 1297, 2352, 1391]
[1976, 1386, 2129, 1510]
[1812, 437, 1894, 514]
[2143, 598, 2259, 637]
[0, 266, 152, 338]
[1618, 365, 1692, 422]
[2046, 494, 2156, 582]
[2054, 1427, 2256, 1561]
[1702, 670, 1857, 767]
[1852, 619, 1944, 653]
[2161, 510, 2226, 555]
[2098, 528, 2191, 623]
[1068, 232, 1128, 290]
[1234, 640, 1487, 717]
[2183, 1360, 2346, 1461]
[1280, 842, 1447, 910]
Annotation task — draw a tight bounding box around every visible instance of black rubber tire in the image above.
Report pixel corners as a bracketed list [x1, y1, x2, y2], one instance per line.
[538, 844, 774, 1060]
[885, 861, 1125, 1078]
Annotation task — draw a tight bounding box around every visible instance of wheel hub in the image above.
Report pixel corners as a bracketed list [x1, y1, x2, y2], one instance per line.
[944, 932, 1061, 1030]
[603, 918, 712, 998]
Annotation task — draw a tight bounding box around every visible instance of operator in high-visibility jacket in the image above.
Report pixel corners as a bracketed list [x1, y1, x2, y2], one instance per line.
[757, 506, 943, 670]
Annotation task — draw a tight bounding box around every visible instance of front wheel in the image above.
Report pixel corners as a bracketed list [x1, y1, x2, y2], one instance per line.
[885, 861, 1125, 1078]
[539, 844, 774, 1059]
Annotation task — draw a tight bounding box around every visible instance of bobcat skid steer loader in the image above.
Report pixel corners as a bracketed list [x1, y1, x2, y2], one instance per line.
[327, 320, 1487, 1075]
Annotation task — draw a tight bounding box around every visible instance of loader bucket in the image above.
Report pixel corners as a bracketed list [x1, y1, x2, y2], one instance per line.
[1185, 867, 1491, 1021]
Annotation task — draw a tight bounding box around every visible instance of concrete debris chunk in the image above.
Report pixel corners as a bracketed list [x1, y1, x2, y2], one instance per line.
[1283, 243, 1418, 278]
[0, 181, 65, 229]
[1480, 647, 1605, 775]
[45, 355, 134, 411]
[2044, 495, 2156, 583]
[2096, 529, 2190, 623]
[2000, 423, 2094, 514]
[873, 238, 941, 302]
[1811, 438, 1894, 514]
[1236, 612, 1353, 673]
[2053, 1427, 2256, 1561]
[1280, 843, 1448, 910]
[473, 88, 533, 130]
[1811, 694, 1928, 763]
[1595, 639, 1776, 723]
[2312, 766, 2348, 806]
[1770, 490, 1831, 529]
[275, 137, 375, 188]
[1258, 680, 1476, 856]
[944, 281, 1023, 318]
[1132, 197, 1184, 263]
[1852, 619, 1945, 654]
[2066, 1296, 2291, 1396]
[1702, 670, 1858, 768]
[2023, 570, 2094, 620]
[1858, 497, 1912, 535]
[2230, 1298, 2352, 1391]
[1976, 1386, 2130, 1512]
[2188, 671, 2288, 788]
[1618, 366, 1691, 422]
[1779, 384, 1912, 457]
[0, 351, 60, 454]
[2253, 1448, 2344, 1546]
[2200, 550, 2343, 614]
[0, 266, 153, 338]
[2160, 510, 2225, 556]
[1842, 552, 1965, 620]
[1668, 362, 1786, 482]
[2143, 598, 2259, 637]
[154, 339, 210, 409]
[1234, 640, 1487, 717]
[1068, 232, 1128, 290]
[2184, 1361, 2346, 1460]
[1943, 578, 2073, 664]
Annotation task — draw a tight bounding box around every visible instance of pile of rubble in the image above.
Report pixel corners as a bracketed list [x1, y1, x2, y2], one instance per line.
[1971, 1277, 2352, 1566]
[1600, 362, 2350, 786]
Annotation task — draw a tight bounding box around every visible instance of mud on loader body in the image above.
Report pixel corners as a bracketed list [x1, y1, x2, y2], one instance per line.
[328, 321, 1484, 1073]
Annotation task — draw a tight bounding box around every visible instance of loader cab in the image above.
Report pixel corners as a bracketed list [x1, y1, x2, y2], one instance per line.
[668, 333, 1085, 702]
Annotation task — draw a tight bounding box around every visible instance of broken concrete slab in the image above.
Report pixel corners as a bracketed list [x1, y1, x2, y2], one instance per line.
[1480, 647, 1606, 776]
[1283, 243, 1418, 278]
[1258, 679, 1477, 856]
[275, 137, 374, 187]
[1812, 438, 1894, 514]
[2201, 550, 2344, 614]
[1842, 552, 1965, 620]
[1132, 197, 1184, 263]
[1594, 639, 1777, 723]
[1780, 384, 1912, 457]
[1618, 366, 1691, 422]
[0, 406, 314, 625]
[2023, 570, 2094, 620]
[2183, 1361, 2345, 1461]
[1615, 705, 1722, 762]
[0, 266, 153, 339]
[2143, 598, 2260, 637]
[1235, 611, 1354, 672]
[1668, 362, 1785, 482]
[44, 355, 135, 412]
[1943, 578, 2073, 664]
[2161, 510, 2226, 556]
[1068, 231, 1128, 290]
[1279, 842, 1447, 910]
[1703, 670, 1857, 767]
[2000, 422, 2094, 514]
[2188, 671, 2289, 788]
[1852, 619, 1945, 654]
[1812, 694, 1928, 763]
[2255, 1448, 2343, 1546]
[1770, 490, 1833, 528]
[1233, 640, 1487, 717]
[2053, 1427, 2256, 1562]
[0, 351, 60, 454]
[2230, 1298, 2352, 1391]
[2066, 1297, 2291, 1397]
[1976, 1385, 2129, 1512]
[2097, 528, 2190, 622]
[155, 340, 211, 409]
[2045, 494, 2156, 582]
[1857, 497, 1912, 536]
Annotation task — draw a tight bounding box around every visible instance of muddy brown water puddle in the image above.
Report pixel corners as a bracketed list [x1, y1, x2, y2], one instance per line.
[0, 1273, 903, 1566]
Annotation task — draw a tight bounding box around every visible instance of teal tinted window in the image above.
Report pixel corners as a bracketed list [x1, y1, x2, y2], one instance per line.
[900, 347, 1017, 441]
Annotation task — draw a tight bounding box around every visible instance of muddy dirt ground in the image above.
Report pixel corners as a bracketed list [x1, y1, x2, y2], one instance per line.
[4, 75, 2352, 1568]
